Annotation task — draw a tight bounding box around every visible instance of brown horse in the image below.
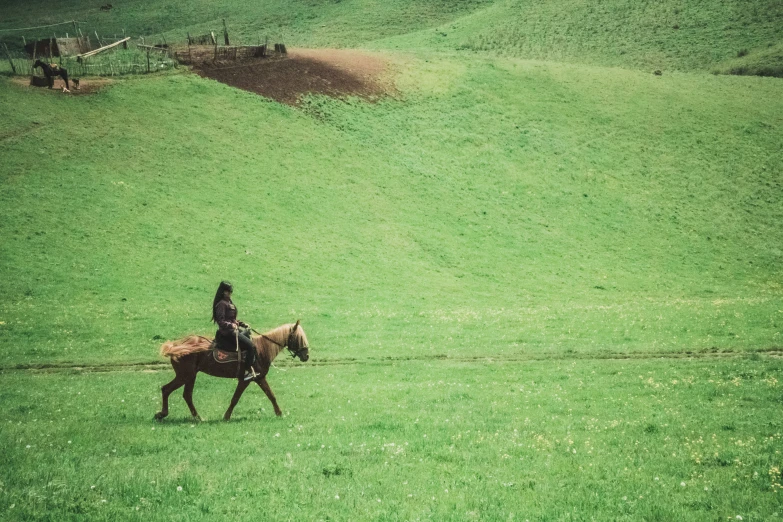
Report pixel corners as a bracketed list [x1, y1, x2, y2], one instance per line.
[156, 321, 309, 421]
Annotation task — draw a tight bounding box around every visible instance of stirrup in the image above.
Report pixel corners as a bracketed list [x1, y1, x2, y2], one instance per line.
[243, 369, 258, 381]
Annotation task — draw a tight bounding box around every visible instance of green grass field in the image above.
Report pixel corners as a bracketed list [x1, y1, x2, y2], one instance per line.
[1, 0, 782, 519]
[2, 359, 782, 520]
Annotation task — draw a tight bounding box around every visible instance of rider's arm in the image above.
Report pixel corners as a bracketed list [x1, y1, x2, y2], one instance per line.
[214, 301, 237, 333]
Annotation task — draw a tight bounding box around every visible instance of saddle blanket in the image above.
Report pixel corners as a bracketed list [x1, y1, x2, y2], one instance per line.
[212, 349, 246, 364]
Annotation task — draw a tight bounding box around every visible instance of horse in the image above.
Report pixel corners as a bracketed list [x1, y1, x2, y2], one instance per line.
[156, 321, 309, 421]
[33, 60, 70, 91]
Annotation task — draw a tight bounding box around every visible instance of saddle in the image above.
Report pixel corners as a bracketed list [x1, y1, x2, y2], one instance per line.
[211, 344, 247, 364]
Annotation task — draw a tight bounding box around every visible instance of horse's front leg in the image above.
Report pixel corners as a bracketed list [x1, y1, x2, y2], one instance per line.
[223, 380, 251, 421]
[258, 377, 282, 417]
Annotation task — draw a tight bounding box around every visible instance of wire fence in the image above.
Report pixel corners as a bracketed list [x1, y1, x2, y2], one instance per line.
[0, 45, 177, 77]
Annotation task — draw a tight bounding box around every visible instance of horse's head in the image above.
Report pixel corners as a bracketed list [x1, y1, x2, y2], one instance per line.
[286, 320, 310, 362]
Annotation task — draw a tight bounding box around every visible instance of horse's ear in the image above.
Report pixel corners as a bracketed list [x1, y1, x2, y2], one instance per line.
[293, 319, 300, 330]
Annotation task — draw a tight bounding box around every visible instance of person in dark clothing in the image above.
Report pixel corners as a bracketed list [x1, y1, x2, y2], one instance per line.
[33, 60, 70, 91]
[212, 281, 257, 380]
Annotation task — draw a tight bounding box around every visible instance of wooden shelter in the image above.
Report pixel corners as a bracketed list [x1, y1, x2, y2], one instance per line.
[24, 36, 91, 58]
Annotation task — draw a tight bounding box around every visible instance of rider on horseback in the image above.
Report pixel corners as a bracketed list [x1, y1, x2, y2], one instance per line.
[212, 281, 257, 381]
[33, 60, 71, 92]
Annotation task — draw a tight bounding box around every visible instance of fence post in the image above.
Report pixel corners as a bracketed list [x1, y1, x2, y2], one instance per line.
[147, 48, 150, 73]
[2, 44, 16, 75]
[223, 19, 229, 46]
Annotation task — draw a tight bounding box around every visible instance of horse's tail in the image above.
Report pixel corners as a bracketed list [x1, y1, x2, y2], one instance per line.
[160, 335, 212, 362]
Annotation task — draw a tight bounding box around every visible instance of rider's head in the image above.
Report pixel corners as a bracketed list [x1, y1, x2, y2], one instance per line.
[211, 281, 234, 323]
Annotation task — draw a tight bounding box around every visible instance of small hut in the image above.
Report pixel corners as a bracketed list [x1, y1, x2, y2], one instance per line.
[25, 36, 91, 58]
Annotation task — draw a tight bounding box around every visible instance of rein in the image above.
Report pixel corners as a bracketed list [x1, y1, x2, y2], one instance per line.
[251, 326, 307, 359]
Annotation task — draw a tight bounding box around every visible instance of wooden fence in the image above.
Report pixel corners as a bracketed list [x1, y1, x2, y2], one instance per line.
[0, 53, 176, 77]
[173, 44, 269, 65]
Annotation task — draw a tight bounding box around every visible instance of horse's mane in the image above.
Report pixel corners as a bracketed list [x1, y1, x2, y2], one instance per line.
[252, 323, 309, 355]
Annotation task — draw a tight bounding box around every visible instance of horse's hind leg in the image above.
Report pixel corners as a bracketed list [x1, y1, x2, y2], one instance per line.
[183, 376, 201, 420]
[223, 380, 250, 421]
[154, 374, 185, 420]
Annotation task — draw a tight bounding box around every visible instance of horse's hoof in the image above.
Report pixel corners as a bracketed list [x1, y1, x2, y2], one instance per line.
[275, 411, 283, 417]
[154, 412, 167, 421]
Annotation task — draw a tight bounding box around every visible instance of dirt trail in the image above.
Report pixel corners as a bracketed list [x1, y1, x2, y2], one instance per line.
[3, 349, 780, 375]
[11, 76, 111, 95]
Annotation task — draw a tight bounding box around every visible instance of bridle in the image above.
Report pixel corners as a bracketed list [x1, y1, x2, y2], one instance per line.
[252, 323, 308, 360]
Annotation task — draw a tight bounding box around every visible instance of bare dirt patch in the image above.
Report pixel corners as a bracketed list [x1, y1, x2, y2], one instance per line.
[192, 48, 395, 105]
[11, 76, 112, 95]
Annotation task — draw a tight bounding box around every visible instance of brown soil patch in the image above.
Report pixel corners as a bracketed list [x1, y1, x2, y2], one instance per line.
[11, 76, 112, 95]
[192, 48, 394, 105]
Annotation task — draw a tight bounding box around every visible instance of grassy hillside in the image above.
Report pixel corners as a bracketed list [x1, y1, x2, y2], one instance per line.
[712, 41, 783, 77]
[2, 0, 781, 72]
[2, 3, 782, 521]
[375, 0, 783, 72]
[0, 0, 494, 50]
[1, 54, 781, 367]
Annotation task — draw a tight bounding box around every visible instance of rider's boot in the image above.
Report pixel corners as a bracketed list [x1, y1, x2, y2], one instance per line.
[243, 366, 258, 381]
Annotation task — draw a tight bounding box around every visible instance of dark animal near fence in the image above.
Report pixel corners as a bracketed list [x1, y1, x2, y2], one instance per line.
[156, 322, 310, 420]
[100, 3, 113, 10]
[33, 60, 70, 90]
